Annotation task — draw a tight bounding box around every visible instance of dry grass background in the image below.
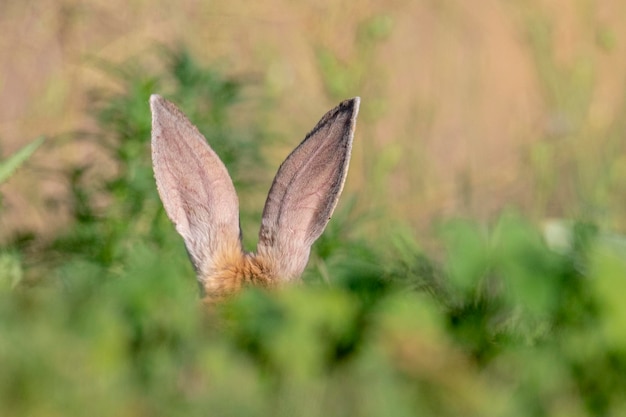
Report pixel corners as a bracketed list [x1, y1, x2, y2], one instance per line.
[1, 0, 625, 241]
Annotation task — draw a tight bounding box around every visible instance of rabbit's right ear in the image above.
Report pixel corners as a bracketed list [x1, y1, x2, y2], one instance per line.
[150, 95, 242, 278]
[257, 98, 360, 280]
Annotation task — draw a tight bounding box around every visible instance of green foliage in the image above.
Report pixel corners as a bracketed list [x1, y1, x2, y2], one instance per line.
[2, 48, 626, 416]
[3, 219, 626, 416]
[0, 138, 43, 292]
[0, 137, 44, 185]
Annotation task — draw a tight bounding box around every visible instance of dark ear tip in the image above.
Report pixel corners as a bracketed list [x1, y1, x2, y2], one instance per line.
[340, 97, 361, 115]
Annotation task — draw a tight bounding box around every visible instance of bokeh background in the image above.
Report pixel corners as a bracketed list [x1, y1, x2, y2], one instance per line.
[3, 2, 626, 416]
[3, 0, 626, 241]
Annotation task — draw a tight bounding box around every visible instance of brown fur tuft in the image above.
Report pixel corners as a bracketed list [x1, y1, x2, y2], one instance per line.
[200, 248, 277, 302]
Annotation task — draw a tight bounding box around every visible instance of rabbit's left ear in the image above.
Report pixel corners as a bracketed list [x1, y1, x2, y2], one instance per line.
[150, 95, 242, 277]
[257, 98, 360, 280]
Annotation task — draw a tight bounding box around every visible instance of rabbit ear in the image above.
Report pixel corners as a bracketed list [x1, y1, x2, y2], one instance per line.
[150, 95, 242, 277]
[257, 97, 360, 280]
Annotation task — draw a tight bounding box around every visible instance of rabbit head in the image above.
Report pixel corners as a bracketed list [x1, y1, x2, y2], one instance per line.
[150, 95, 360, 301]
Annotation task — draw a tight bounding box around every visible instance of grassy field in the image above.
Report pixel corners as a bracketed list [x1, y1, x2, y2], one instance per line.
[2, 1, 626, 415]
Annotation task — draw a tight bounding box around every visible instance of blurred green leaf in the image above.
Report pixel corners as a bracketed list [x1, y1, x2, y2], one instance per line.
[0, 251, 23, 290]
[590, 242, 626, 350]
[440, 219, 489, 296]
[493, 214, 561, 316]
[0, 136, 44, 184]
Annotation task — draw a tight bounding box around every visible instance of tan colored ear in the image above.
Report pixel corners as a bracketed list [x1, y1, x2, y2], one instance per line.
[150, 95, 242, 279]
[257, 97, 360, 280]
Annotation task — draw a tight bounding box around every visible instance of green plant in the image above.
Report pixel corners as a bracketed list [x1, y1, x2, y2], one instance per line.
[0, 137, 44, 291]
[0, 137, 44, 185]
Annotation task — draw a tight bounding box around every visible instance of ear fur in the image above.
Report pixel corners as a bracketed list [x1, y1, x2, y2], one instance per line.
[150, 95, 243, 281]
[257, 97, 360, 280]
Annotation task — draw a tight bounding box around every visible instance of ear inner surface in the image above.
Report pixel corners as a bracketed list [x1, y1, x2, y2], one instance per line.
[257, 97, 360, 280]
[150, 95, 243, 280]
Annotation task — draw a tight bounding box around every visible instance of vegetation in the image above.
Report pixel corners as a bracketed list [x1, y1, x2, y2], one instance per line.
[2, 48, 626, 417]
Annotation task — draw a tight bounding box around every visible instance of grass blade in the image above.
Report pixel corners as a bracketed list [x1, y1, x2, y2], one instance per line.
[0, 136, 44, 184]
